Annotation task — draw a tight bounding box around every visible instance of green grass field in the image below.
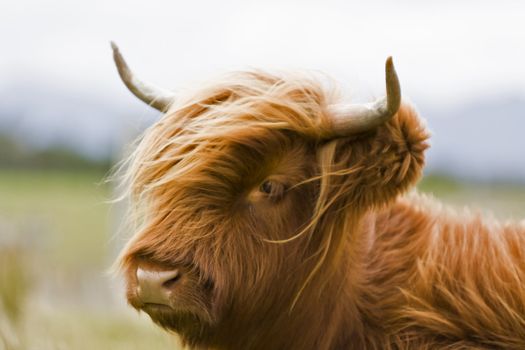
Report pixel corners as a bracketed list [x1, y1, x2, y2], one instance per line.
[0, 169, 524, 349]
[418, 174, 525, 220]
[0, 170, 178, 350]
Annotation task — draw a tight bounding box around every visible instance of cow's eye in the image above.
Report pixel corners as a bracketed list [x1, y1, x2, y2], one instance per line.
[259, 180, 285, 201]
[260, 180, 274, 194]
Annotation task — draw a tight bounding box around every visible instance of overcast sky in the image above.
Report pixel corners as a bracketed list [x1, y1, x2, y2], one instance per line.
[1, 0, 524, 107]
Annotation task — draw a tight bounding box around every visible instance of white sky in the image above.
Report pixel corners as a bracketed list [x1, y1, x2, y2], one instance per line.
[1, 0, 524, 109]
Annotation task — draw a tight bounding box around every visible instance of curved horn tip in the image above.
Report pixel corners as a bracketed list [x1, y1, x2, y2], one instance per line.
[324, 56, 402, 137]
[110, 42, 125, 65]
[386, 56, 393, 67]
[384, 56, 401, 112]
[110, 42, 127, 70]
[385, 56, 397, 81]
[109, 41, 175, 112]
[110, 41, 133, 84]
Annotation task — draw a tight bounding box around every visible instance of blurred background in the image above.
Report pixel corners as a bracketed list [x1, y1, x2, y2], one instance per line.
[0, 0, 524, 349]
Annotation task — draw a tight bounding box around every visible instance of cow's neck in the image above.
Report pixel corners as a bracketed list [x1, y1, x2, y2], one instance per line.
[207, 210, 373, 349]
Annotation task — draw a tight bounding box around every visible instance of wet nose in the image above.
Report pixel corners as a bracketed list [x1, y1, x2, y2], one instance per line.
[136, 266, 180, 306]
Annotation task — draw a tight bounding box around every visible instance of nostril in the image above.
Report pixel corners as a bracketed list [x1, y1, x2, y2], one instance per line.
[135, 266, 181, 305]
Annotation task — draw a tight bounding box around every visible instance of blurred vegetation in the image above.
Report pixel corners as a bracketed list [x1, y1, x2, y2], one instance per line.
[0, 134, 111, 172]
[0, 169, 180, 350]
[0, 134, 181, 349]
[0, 247, 29, 323]
[0, 246, 29, 349]
[419, 173, 525, 220]
[0, 138, 524, 349]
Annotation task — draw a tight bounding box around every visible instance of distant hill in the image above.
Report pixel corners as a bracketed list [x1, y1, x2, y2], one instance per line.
[0, 133, 111, 171]
[421, 95, 525, 182]
[0, 81, 158, 160]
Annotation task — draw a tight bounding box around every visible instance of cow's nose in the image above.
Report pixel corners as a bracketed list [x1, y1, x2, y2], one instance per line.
[136, 266, 180, 306]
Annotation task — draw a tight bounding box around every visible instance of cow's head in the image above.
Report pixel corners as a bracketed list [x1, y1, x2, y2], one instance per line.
[112, 43, 429, 347]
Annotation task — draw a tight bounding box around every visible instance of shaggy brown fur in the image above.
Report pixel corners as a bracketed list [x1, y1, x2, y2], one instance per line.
[116, 71, 525, 349]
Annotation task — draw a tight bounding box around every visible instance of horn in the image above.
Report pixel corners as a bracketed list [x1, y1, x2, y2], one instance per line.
[327, 57, 401, 136]
[111, 42, 175, 112]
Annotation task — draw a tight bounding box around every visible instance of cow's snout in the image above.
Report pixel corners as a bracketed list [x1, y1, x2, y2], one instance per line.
[136, 266, 180, 306]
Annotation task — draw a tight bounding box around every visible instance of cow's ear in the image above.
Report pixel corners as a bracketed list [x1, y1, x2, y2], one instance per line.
[323, 102, 430, 209]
